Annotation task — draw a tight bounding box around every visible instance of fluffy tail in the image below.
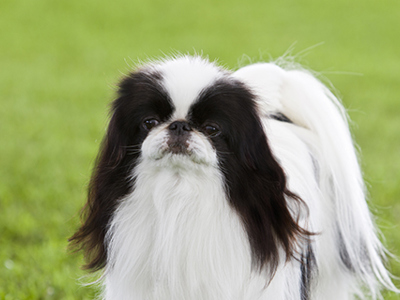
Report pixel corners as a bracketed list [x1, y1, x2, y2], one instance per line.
[234, 62, 398, 298]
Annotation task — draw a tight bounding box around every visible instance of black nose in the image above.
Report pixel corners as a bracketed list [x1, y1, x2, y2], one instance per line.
[168, 121, 191, 135]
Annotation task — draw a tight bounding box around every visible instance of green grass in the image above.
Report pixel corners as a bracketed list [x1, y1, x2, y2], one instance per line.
[1, 0, 399, 298]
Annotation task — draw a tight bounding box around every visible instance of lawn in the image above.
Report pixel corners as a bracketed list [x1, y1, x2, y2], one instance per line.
[1, 0, 399, 299]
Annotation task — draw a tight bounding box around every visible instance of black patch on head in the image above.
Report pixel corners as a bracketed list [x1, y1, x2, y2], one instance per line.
[189, 78, 312, 275]
[69, 70, 174, 271]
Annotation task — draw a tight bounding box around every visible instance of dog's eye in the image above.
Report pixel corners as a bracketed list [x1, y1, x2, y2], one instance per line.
[142, 118, 160, 131]
[203, 123, 221, 137]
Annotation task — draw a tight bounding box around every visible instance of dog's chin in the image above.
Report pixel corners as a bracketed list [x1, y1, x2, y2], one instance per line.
[141, 148, 213, 169]
[141, 151, 211, 171]
[159, 151, 207, 168]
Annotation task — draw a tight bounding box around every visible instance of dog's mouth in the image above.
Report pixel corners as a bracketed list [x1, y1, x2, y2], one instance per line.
[166, 136, 191, 155]
[167, 143, 190, 155]
[155, 136, 213, 166]
[142, 129, 217, 166]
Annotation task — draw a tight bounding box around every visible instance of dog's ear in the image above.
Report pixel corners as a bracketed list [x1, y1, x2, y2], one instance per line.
[69, 98, 135, 271]
[69, 70, 173, 270]
[221, 112, 312, 276]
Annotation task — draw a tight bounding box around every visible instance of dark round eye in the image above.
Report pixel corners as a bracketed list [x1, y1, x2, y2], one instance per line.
[142, 118, 160, 131]
[203, 123, 221, 137]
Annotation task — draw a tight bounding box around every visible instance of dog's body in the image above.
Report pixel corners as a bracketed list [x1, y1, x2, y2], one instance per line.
[71, 56, 397, 299]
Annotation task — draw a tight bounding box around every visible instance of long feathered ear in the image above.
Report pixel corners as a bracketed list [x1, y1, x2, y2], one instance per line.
[69, 101, 137, 271]
[69, 70, 173, 271]
[219, 100, 312, 277]
[190, 78, 312, 275]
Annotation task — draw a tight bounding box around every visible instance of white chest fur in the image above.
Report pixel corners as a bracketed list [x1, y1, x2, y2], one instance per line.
[104, 158, 267, 300]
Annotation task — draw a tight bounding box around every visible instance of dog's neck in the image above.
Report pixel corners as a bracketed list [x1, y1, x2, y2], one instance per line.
[104, 160, 263, 300]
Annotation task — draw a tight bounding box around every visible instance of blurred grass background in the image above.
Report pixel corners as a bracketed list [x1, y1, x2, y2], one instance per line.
[1, 0, 399, 299]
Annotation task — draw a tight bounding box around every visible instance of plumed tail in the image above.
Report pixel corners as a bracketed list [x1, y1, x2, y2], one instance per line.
[234, 63, 398, 298]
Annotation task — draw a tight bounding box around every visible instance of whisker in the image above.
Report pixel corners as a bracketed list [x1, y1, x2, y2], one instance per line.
[217, 151, 234, 156]
[123, 144, 142, 149]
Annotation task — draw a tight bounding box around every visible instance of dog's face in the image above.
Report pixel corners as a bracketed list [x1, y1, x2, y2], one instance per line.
[112, 57, 262, 170]
[71, 56, 307, 274]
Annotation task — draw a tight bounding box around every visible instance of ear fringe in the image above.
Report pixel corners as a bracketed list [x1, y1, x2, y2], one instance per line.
[69, 105, 134, 271]
[216, 89, 314, 278]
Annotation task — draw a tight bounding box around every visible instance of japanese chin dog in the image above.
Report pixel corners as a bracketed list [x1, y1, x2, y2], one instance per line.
[70, 55, 398, 300]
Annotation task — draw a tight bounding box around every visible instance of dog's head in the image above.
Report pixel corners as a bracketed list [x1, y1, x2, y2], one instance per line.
[70, 56, 309, 275]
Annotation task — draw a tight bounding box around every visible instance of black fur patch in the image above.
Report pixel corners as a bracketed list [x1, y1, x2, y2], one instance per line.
[300, 245, 316, 300]
[271, 112, 293, 123]
[69, 70, 174, 271]
[190, 79, 312, 275]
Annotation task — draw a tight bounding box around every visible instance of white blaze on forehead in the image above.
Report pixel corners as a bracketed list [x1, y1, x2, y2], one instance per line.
[157, 56, 224, 119]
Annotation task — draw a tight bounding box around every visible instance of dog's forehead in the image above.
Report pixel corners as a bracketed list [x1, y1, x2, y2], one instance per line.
[156, 57, 224, 119]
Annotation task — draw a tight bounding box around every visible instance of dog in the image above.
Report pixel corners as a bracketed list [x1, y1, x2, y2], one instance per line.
[70, 55, 397, 299]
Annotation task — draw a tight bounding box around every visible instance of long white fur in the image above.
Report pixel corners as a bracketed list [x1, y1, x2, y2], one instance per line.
[103, 56, 396, 299]
[234, 62, 398, 299]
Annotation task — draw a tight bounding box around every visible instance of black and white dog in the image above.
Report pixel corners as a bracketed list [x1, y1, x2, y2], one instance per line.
[71, 56, 397, 299]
